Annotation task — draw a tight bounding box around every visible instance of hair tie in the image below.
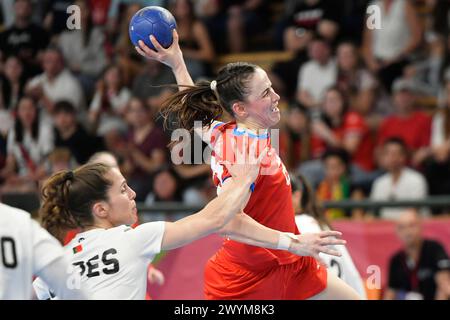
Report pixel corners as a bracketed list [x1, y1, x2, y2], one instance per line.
[210, 80, 217, 92]
[64, 171, 74, 181]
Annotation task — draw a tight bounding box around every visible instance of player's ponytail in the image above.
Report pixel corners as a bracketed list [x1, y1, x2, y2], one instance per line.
[39, 163, 112, 243]
[161, 62, 258, 133]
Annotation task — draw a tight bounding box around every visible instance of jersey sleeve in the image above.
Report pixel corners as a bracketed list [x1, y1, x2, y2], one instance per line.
[31, 219, 65, 275]
[193, 120, 224, 147]
[125, 221, 166, 260]
[431, 241, 450, 271]
[33, 277, 55, 300]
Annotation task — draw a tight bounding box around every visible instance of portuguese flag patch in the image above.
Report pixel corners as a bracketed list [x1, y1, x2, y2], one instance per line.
[72, 244, 83, 254]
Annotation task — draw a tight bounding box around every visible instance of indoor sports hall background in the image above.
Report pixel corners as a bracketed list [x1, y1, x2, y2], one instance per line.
[0, 0, 449, 300]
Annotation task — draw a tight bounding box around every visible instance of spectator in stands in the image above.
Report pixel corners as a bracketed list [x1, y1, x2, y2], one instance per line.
[336, 41, 377, 118]
[89, 64, 130, 137]
[385, 209, 450, 300]
[198, 0, 269, 53]
[299, 87, 375, 188]
[269, 29, 312, 101]
[111, 3, 142, 87]
[281, 0, 342, 49]
[131, 59, 176, 111]
[0, 96, 52, 193]
[145, 166, 183, 204]
[44, 147, 78, 176]
[376, 78, 432, 168]
[316, 148, 351, 219]
[25, 46, 85, 122]
[41, 0, 75, 37]
[403, 30, 446, 97]
[0, 0, 49, 77]
[279, 102, 312, 170]
[170, 0, 215, 80]
[0, 56, 26, 111]
[422, 76, 450, 211]
[58, 0, 108, 97]
[120, 97, 167, 201]
[370, 138, 428, 220]
[362, 0, 422, 93]
[296, 35, 337, 110]
[53, 100, 104, 165]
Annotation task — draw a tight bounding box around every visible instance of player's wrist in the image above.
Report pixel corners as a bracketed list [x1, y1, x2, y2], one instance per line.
[277, 232, 297, 251]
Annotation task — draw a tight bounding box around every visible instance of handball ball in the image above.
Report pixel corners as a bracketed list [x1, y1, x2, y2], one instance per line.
[129, 6, 177, 51]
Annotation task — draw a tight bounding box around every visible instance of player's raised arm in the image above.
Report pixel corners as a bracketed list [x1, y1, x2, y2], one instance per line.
[135, 30, 194, 88]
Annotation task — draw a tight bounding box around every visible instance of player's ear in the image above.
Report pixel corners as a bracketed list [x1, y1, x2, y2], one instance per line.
[92, 201, 109, 220]
[231, 102, 247, 118]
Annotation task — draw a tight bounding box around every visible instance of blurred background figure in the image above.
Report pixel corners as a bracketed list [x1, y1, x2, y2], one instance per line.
[57, 0, 108, 98]
[169, 0, 215, 81]
[370, 138, 428, 220]
[25, 46, 85, 123]
[0, 0, 49, 78]
[362, 0, 422, 93]
[120, 97, 167, 201]
[88, 64, 130, 137]
[0, 96, 52, 193]
[384, 209, 450, 300]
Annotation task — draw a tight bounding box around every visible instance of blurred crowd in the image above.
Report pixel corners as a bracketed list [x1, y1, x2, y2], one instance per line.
[0, 0, 450, 220]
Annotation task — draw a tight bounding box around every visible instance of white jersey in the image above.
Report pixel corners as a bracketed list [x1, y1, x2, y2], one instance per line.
[295, 214, 367, 299]
[34, 222, 165, 300]
[0, 203, 64, 299]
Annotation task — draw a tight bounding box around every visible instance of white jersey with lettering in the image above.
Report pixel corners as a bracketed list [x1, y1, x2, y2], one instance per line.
[0, 203, 65, 299]
[295, 214, 367, 299]
[33, 222, 165, 300]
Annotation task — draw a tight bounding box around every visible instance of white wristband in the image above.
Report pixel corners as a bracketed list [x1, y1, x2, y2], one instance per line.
[277, 233, 297, 250]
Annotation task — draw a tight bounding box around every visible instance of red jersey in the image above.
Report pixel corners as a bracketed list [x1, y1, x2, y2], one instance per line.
[209, 122, 300, 269]
[377, 111, 432, 151]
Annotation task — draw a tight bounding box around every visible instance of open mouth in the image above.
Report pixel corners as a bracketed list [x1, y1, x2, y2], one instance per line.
[271, 106, 280, 113]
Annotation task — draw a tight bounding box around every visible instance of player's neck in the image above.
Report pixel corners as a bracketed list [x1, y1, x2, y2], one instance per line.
[81, 220, 114, 232]
[236, 121, 269, 135]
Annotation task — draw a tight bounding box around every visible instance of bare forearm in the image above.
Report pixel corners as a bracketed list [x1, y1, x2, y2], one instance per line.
[219, 212, 281, 250]
[172, 61, 194, 89]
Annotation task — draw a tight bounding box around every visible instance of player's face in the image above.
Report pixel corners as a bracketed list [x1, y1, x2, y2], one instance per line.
[104, 168, 138, 226]
[241, 68, 281, 129]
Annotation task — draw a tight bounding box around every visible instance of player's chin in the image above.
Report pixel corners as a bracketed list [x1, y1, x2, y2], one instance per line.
[127, 207, 138, 225]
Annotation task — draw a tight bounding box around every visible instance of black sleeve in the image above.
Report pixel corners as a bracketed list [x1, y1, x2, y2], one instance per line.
[35, 26, 50, 51]
[322, 0, 342, 23]
[431, 241, 450, 271]
[388, 254, 403, 289]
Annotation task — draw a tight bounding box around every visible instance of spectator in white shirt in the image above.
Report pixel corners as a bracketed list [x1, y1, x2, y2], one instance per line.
[58, 0, 108, 97]
[296, 35, 337, 110]
[370, 137, 428, 219]
[0, 96, 53, 193]
[25, 46, 85, 123]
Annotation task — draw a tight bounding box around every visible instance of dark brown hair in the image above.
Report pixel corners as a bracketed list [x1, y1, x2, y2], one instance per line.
[39, 163, 112, 243]
[161, 62, 258, 132]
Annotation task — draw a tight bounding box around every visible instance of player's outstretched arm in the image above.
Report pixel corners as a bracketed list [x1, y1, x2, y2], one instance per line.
[134, 29, 194, 88]
[217, 184, 346, 265]
[160, 149, 267, 251]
